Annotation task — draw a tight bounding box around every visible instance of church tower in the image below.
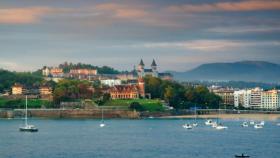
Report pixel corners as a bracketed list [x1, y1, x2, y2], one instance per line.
[151, 59, 158, 77]
[138, 77, 145, 98]
[137, 59, 145, 78]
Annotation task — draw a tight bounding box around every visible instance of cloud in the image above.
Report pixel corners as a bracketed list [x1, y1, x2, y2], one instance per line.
[207, 26, 280, 34]
[0, 7, 52, 24]
[131, 40, 280, 51]
[95, 3, 148, 19]
[168, 0, 280, 13]
[93, 3, 182, 27]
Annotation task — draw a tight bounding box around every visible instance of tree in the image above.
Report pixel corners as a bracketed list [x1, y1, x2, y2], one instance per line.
[129, 102, 144, 111]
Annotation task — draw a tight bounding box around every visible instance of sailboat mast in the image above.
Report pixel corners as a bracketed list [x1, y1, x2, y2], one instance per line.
[101, 108, 104, 122]
[25, 95, 28, 126]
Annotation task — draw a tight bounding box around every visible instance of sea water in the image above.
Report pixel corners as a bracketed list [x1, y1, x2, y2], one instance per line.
[0, 118, 279, 158]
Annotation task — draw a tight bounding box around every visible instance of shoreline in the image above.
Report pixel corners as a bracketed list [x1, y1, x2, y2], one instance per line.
[160, 114, 280, 121]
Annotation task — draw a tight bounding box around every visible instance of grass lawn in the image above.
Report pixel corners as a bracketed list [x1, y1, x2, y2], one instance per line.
[103, 99, 164, 112]
[0, 97, 53, 109]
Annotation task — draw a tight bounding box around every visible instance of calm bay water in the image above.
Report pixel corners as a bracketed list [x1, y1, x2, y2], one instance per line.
[0, 118, 279, 158]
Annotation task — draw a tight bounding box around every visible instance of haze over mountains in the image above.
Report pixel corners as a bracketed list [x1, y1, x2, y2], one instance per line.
[171, 61, 280, 83]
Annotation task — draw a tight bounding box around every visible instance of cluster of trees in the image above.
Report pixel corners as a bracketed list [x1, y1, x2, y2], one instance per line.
[144, 76, 221, 109]
[0, 69, 43, 92]
[53, 80, 93, 104]
[58, 62, 120, 74]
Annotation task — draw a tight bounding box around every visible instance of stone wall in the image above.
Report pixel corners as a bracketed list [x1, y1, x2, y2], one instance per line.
[0, 109, 139, 119]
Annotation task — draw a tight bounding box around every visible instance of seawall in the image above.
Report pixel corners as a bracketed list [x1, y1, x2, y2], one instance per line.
[0, 109, 139, 119]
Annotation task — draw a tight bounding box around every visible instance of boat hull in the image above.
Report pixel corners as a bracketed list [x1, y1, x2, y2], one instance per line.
[19, 128, 38, 132]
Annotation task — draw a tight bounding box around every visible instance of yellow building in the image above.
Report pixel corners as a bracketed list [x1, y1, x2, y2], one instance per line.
[12, 83, 24, 95]
[39, 86, 53, 95]
[261, 90, 280, 110]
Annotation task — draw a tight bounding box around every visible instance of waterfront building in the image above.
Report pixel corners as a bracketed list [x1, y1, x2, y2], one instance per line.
[250, 87, 262, 109]
[109, 78, 145, 99]
[213, 89, 234, 106]
[234, 89, 251, 108]
[12, 83, 25, 95]
[261, 90, 280, 110]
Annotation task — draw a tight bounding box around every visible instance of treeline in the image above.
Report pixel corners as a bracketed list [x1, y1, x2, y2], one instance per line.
[53, 79, 93, 105]
[145, 76, 221, 109]
[58, 62, 120, 74]
[0, 69, 43, 92]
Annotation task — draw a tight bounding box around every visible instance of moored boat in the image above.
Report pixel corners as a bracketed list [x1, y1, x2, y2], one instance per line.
[242, 122, 249, 127]
[19, 96, 38, 132]
[254, 124, 263, 129]
[182, 123, 193, 129]
[235, 153, 250, 158]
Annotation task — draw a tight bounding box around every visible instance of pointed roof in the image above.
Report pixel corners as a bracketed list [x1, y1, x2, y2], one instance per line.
[139, 59, 145, 66]
[151, 59, 157, 66]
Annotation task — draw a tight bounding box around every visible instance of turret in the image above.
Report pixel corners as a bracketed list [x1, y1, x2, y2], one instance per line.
[138, 59, 145, 78]
[151, 59, 158, 77]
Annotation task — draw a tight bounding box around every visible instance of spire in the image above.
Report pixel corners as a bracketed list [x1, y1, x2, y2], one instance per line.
[151, 59, 157, 66]
[139, 59, 145, 66]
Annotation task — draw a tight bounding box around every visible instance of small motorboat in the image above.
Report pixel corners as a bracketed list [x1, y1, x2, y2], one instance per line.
[259, 121, 265, 126]
[249, 121, 255, 125]
[235, 153, 250, 158]
[215, 123, 228, 130]
[192, 123, 198, 127]
[211, 122, 217, 128]
[242, 122, 249, 127]
[100, 123, 106, 128]
[182, 124, 193, 129]
[254, 124, 263, 129]
[205, 119, 213, 125]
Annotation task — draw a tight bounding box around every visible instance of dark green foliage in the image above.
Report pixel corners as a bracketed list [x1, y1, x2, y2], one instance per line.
[129, 102, 144, 111]
[58, 62, 120, 74]
[0, 98, 53, 109]
[0, 69, 43, 92]
[53, 79, 93, 104]
[144, 76, 221, 109]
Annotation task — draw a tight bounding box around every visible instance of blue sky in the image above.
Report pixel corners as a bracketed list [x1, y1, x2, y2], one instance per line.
[0, 0, 280, 72]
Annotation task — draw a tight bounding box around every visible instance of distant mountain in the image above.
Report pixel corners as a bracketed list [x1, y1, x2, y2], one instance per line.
[171, 61, 280, 83]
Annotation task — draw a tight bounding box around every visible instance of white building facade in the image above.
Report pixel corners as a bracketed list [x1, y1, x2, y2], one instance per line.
[261, 90, 280, 110]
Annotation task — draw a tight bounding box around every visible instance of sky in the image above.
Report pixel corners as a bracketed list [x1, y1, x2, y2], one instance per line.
[0, 0, 280, 72]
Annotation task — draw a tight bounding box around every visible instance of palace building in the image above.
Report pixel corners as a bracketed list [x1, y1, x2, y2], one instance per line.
[109, 78, 145, 99]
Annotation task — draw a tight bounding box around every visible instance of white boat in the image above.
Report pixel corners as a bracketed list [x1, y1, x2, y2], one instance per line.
[254, 124, 263, 129]
[99, 108, 106, 128]
[182, 123, 193, 129]
[242, 122, 249, 127]
[212, 122, 218, 128]
[19, 96, 38, 132]
[214, 108, 228, 130]
[192, 123, 198, 127]
[249, 121, 255, 125]
[259, 121, 265, 126]
[205, 119, 214, 125]
[215, 124, 228, 130]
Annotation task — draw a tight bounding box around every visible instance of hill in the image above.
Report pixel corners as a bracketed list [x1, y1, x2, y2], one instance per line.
[172, 61, 280, 83]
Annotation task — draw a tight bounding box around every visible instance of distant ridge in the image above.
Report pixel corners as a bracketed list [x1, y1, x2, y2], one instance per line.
[171, 61, 280, 83]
